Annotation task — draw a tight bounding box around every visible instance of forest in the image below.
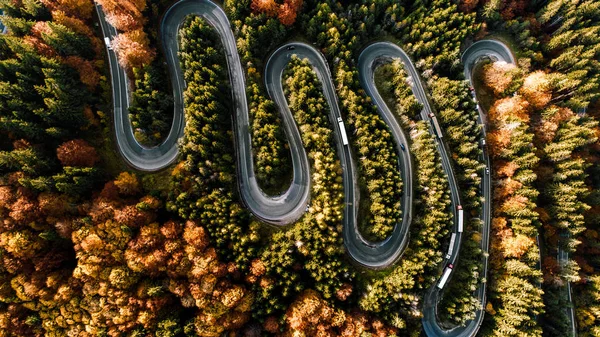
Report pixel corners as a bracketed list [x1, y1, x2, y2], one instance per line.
[0, 0, 598, 336]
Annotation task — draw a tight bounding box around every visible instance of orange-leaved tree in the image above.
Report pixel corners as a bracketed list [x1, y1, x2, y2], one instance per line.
[278, 0, 303, 26]
[56, 139, 99, 167]
[41, 0, 95, 21]
[96, 0, 146, 31]
[112, 29, 156, 70]
[251, 0, 303, 26]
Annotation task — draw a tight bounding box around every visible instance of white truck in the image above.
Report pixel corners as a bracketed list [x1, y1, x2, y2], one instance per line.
[446, 233, 456, 259]
[338, 117, 348, 146]
[428, 112, 443, 139]
[104, 37, 112, 50]
[437, 264, 454, 289]
[457, 205, 464, 233]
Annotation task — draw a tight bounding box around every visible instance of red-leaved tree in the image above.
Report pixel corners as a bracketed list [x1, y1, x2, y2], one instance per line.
[56, 139, 99, 167]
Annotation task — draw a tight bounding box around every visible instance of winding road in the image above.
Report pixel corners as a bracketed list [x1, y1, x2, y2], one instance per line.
[267, 42, 416, 268]
[428, 39, 576, 337]
[420, 39, 513, 337]
[96, 0, 571, 335]
[357, 43, 462, 269]
[97, 0, 311, 225]
[96, 0, 418, 267]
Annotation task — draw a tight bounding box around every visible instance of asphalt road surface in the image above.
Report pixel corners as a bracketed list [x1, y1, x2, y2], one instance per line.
[421, 39, 514, 337]
[98, 0, 567, 333]
[452, 40, 574, 337]
[355, 41, 463, 268]
[96, 0, 461, 317]
[559, 233, 578, 336]
[96, 0, 311, 225]
[97, 0, 419, 267]
[0, 11, 6, 34]
[266, 42, 409, 268]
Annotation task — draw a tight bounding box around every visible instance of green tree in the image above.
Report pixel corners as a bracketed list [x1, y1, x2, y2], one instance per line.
[129, 64, 173, 147]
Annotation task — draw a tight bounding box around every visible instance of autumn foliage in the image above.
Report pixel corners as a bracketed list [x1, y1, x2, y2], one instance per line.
[125, 219, 253, 336]
[18, 2, 104, 92]
[251, 0, 303, 26]
[56, 139, 99, 167]
[279, 290, 397, 337]
[0, 183, 79, 335]
[493, 215, 535, 259]
[28, 21, 57, 58]
[112, 29, 156, 70]
[482, 61, 519, 96]
[278, 0, 303, 26]
[63, 56, 101, 88]
[251, 0, 279, 17]
[520, 71, 552, 109]
[41, 0, 94, 20]
[95, 0, 147, 31]
[459, 0, 479, 12]
[0, 167, 254, 337]
[534, 106, 574, 145]
[485, 62, 545, 335]
[499, 0, 528, 20]
[95, 0, 155, 70]
[488, 96, 531, 125]
[113, 172, 141, 196]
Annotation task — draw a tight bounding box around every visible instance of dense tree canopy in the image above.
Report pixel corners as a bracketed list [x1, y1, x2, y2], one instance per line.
[0, 0, 599, 335]
[128, 64, 173, 147]
[252, 57, 352, 321]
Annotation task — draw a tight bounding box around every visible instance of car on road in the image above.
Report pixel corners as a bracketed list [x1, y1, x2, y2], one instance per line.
[469, 86, 476, 98]
[485, 167, 490, 175]
[428, 112, 435, 119]
[448, 263, 454, 269]
[400, 143, 406, 151]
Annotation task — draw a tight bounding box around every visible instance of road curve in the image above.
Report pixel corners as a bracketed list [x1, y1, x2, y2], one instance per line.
[97, 0, 419, 267]
[267, 42, 410, 268]
[445, 39, 575, 337]
[342, 42, 417, 268]
[357, 42, 468, 336]
[96, 0, 311, 225]
[97, 0, 532, 332]
[422, 39, 514, 337]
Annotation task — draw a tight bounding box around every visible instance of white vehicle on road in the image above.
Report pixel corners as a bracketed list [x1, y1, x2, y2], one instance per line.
[446, 233, 456, 259]
[437, 264, 454, 289]
[338, 117, 349, 146]
[457, 205, 464, 233]
[104, 37, 112, 50]
[428, 112, 443, 139]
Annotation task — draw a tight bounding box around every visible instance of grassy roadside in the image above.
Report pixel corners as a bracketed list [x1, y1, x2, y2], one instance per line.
[472, 60, 495, 111]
